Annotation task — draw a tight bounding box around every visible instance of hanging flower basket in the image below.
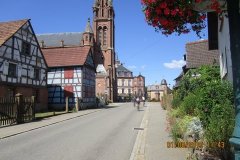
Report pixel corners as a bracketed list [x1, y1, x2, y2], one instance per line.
[141, 0, 224, 37]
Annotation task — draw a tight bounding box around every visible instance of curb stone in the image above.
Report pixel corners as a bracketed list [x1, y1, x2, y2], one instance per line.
[130, 107, 149, 160]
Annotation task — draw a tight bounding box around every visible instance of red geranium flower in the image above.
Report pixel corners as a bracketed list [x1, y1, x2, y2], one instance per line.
[141, 0, 222, 37]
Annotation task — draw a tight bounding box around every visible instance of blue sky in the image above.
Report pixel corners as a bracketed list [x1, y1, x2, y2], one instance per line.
[0, 0, 208, 87]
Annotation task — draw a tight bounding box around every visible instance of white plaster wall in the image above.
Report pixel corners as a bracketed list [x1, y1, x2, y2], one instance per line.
[218, 13, 233, 82]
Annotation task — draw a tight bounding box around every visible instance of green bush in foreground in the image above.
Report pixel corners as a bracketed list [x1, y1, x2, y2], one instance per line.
[170, 66, 235, 159]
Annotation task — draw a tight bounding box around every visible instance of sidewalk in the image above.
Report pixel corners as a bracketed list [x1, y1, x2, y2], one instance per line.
[131, 102, 188, 160]
[0, 103, 120, 139]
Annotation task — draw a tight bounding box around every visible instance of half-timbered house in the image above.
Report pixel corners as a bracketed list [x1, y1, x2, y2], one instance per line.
[0, 19, 48, 111]
[38, 20, 96, 109]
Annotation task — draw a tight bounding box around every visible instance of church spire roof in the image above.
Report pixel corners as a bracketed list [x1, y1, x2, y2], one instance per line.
[85, 18, 93, 33]
[94, 0, 99, 7]
[108, 0, 113, 6]
[94, 0, 112, 7]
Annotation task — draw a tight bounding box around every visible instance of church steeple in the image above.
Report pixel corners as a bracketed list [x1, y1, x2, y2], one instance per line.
[93, 0, 117, 102]
[85, 18, 93, 33]
[81, 18, 94, 46]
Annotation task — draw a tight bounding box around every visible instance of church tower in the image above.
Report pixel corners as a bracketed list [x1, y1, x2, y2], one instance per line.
[93, 0, 117, 101]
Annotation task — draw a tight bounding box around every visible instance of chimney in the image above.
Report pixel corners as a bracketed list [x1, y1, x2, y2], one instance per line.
[40, 40, 44, 48]
[60, 40, 64, 47]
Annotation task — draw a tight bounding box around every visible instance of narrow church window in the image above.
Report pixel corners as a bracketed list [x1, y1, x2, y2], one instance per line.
[98, 27, 102, 45]
[102, 0, 104, 17]
[102, 9, 104, 17]
[103, 27, 107, 46]
[85, 35, 88, 41]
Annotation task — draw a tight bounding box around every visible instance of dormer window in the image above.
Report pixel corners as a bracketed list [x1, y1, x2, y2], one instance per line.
[22, 41, 31, 55]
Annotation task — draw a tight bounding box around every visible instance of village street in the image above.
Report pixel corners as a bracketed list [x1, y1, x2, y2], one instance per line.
[0, 102, 187, 160]
[0, 103, 144, 160]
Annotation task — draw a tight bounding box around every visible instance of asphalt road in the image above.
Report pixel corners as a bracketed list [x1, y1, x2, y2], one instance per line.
[0, 103, 145, 160]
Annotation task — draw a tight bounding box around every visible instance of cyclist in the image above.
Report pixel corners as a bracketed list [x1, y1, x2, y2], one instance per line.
[136, 97, 140, 110]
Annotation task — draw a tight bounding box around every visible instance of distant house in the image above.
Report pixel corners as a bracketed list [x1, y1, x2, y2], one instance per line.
[147, 79, 170, 101]
[174, 39, 219, 89]
[0, 19, 48, 111]
[133, 74, 145, 97]
[116, 59, 133, 101]
[37, 21, 96, 109]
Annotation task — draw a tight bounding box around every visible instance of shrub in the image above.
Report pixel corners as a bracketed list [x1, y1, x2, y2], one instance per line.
[194, 80, 233, 127]
[171, 94, 182, 109]
[205, 102, 234, 159]
[180, 93, 199, 116]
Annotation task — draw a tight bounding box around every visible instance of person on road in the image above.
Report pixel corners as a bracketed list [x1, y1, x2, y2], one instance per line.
[133, 97, 136, 107]
[136, 97, 140, 110]
[142, 96, 145, 107]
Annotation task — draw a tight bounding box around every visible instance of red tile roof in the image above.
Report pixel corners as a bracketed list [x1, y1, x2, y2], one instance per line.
[41, 46, 91, 67]
[186, 40, 219, 69]
[0, 19, 28, 46]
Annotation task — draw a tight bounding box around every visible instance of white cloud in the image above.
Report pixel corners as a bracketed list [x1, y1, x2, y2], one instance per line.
[128, 65, 137, 69]
[163, 59, 186, 69]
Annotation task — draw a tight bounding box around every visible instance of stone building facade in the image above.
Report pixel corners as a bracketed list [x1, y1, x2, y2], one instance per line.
[133, 74, 145, 97]
[116, 62, 133, 101]
[147, 79, 170, 101]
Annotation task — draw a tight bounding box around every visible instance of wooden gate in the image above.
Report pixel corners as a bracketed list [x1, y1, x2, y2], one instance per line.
[0, 94, 35, 127]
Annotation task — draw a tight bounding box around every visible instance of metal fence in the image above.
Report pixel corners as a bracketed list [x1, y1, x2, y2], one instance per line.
[0, 94, 35, 127]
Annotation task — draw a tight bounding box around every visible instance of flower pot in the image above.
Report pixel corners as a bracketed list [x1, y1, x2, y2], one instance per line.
[192, 0, 227, 12]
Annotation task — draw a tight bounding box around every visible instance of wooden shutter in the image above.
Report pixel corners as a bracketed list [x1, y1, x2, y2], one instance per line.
[64, 86, 73, 97]
[3, 61, 9, 75]
[207, 12, 218, 50]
